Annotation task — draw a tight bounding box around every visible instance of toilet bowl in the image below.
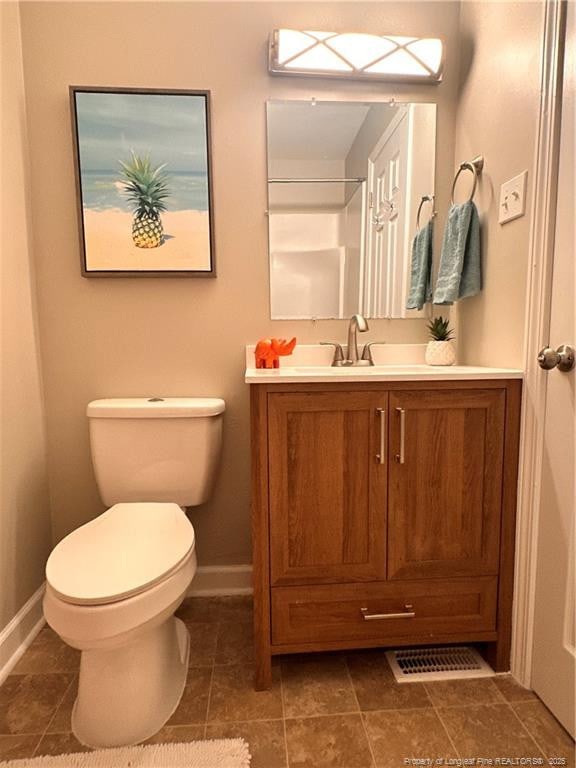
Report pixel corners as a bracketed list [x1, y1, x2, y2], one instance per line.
[44, 503, 197, 747]
[43, 397, 225, 748]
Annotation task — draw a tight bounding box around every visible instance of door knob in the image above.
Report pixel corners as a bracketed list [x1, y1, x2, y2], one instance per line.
[537, 344, 575, 372]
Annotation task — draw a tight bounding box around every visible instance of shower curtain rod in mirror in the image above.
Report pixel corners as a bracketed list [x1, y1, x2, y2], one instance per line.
[268, 177, 366, 183]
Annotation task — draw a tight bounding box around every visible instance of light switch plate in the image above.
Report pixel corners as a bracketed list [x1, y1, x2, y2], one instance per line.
[499, 170, 528, 224]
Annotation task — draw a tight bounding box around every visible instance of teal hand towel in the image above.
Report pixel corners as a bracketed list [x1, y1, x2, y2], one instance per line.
[406, 220, 433, 310]
[433, 200, 481, 305]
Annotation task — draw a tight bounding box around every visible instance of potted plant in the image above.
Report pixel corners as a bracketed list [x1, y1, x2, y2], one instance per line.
[425, 316, 456, 366]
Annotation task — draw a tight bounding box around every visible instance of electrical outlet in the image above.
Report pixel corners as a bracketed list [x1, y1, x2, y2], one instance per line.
[499, 170, 528, 224]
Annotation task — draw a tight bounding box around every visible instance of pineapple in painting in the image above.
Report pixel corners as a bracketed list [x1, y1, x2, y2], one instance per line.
[119, 153, 170, 249]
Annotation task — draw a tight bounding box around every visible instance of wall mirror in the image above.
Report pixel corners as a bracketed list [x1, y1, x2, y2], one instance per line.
[266, 99, 436, 319]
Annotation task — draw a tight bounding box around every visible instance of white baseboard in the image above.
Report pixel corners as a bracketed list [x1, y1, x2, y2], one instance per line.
[188, 565, 253, 597]
[0, 584, 46, 685]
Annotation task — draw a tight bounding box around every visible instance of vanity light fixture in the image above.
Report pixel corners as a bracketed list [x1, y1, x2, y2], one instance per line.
[269, 29, 443, 83]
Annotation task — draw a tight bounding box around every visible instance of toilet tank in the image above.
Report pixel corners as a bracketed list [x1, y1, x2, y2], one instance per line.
[87, 398, 225, 507]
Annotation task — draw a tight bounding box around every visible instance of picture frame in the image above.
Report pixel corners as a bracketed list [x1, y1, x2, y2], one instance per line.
[70, 86, 216, 277]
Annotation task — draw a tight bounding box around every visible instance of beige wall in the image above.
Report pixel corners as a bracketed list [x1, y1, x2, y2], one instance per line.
[18, 2, 461, 565]
[454, 2, 543, 367]
[0, 3, 52, 630]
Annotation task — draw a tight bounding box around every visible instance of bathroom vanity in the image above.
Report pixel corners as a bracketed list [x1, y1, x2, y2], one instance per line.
[246, 349, 523, 689]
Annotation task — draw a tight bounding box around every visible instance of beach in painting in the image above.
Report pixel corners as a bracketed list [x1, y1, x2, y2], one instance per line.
[81, 170, 210, 271]
[83, 209, 210, 271]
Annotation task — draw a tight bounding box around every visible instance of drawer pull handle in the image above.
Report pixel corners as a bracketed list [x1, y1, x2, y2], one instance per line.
[395, 407, 406, 464]
[360, 604, 415, 621]
[376, 408, 386, 464]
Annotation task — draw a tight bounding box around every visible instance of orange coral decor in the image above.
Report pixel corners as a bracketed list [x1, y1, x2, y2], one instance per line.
[254, 337, 297, 369]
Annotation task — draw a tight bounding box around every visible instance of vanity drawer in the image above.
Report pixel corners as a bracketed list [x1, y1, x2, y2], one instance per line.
[271, 577, 497, 646]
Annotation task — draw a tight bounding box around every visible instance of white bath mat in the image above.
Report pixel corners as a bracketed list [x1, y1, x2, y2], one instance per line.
[386, 646, 494, 683]
[0, 739, 250, 768]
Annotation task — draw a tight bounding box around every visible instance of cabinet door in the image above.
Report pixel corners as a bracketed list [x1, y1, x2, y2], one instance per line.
[269, 391, 387, 585]
[388, 388, 505, 580]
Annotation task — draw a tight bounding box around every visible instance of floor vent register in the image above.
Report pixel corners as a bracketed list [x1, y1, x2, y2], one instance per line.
[386, 646, 494, 683]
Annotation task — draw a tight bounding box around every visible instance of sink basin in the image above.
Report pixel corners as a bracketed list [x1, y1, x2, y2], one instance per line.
[244, 344, 524, 383]
[291, 365, 430, 375]
[245, 363, 523, 383]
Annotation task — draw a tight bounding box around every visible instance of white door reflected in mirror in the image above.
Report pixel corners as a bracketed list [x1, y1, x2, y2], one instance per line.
[266, 99, 437, 320]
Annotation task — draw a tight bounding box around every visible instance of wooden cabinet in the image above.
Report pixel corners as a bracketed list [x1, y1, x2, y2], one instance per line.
[251, 380, 522, 689]
[271, 577, 498, 647]
[268, 391, 387, 586]
[387, 389, 505, 581]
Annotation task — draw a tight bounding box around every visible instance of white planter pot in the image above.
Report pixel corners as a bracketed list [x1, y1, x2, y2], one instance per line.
[425, 340, 456, 366]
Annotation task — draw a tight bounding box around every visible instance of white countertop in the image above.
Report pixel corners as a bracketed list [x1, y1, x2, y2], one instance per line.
[245, 365, 524, 383]
[244, 344, 523, 383]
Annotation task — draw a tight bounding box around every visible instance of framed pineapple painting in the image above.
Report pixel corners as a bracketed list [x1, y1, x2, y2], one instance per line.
[70, 87, 215, 277]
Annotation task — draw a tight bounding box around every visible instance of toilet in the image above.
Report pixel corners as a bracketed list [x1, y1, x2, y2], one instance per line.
[43, 397, 225, 748]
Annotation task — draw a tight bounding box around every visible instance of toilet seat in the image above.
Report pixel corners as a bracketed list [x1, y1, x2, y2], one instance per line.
[46, 502, 195, 606]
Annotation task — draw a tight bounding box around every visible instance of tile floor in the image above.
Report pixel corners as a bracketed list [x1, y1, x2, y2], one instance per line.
[0, 596, 574, 767]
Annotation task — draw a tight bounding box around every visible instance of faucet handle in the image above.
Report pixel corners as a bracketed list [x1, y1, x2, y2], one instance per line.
[320, 341, 346, 367]
[361, 341, 386, 366]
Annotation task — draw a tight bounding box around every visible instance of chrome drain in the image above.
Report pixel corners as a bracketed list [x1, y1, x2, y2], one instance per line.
[386, 646, 494, 683]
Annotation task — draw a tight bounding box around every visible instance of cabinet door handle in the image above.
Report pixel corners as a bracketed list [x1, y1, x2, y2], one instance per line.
[395, 407, 406, 464]
[376, 408, 386, 464]
[360, 604, 415, 621]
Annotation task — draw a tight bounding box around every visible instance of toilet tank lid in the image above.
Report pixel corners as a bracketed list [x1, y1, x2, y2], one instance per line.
[87, 397, 226, 418]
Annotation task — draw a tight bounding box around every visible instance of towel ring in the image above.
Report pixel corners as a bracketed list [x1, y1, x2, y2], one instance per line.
[416, 195, 436, 230]
[451, 155, 484, 205]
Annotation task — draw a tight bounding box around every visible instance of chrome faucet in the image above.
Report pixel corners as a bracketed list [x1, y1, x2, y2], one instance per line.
[347, 314, 370, 366]
[321, 314, 386, 366]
